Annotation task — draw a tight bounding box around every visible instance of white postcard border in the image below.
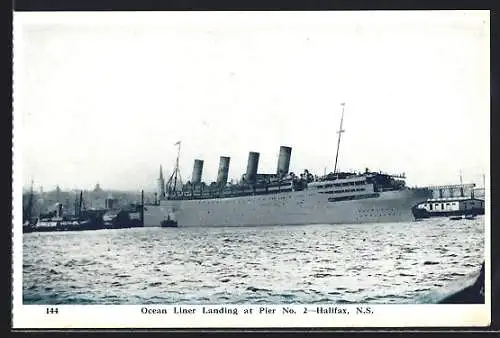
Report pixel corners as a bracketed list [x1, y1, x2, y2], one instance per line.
[12, 11, 491, 329]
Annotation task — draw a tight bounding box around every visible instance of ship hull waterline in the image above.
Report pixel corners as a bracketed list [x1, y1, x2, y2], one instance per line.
[143, 188, 430, 227]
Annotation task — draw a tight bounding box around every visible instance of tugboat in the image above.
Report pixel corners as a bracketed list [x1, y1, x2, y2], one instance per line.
[160, 212, 178, 228]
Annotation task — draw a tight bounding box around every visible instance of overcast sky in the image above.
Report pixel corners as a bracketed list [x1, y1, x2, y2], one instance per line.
[14, 11, 489, 192]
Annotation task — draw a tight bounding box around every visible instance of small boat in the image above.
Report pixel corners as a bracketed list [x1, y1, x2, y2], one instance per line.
[161, 219, 178, 228]
[161, 212, 178, 228]
[449, 214, 476, 221]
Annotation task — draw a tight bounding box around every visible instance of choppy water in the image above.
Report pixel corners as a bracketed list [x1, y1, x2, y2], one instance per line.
[23, 217, 485, 304]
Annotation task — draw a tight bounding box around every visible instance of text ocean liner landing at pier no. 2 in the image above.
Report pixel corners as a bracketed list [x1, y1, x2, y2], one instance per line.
[143, 104, 432, 227]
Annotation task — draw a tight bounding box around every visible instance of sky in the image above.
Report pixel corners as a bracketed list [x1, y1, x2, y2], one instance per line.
[14, 11, 490, 192]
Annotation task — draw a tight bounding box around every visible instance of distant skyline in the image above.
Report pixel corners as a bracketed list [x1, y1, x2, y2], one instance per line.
[14, 11, 489, 192]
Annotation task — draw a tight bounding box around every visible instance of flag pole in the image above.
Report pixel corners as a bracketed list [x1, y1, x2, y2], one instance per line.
[173, 141, 181, 194]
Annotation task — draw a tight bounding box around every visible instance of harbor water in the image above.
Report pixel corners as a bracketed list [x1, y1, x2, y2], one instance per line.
[23, 216, 485, 304]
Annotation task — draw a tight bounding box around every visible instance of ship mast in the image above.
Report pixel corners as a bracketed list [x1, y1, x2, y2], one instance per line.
[333, 102, 346, 174]
[78, 191, 83, 220]
[25, 179, 34, 223]
[459, 170, 464, 197]
[166, 141, 183, 196]
[173, 141, 181, 191]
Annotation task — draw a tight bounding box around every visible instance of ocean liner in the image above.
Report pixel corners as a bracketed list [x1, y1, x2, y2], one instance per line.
[144, 104, 431, 227]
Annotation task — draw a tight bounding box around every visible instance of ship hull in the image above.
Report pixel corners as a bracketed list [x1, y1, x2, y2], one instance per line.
[144, 188, 430, 227]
